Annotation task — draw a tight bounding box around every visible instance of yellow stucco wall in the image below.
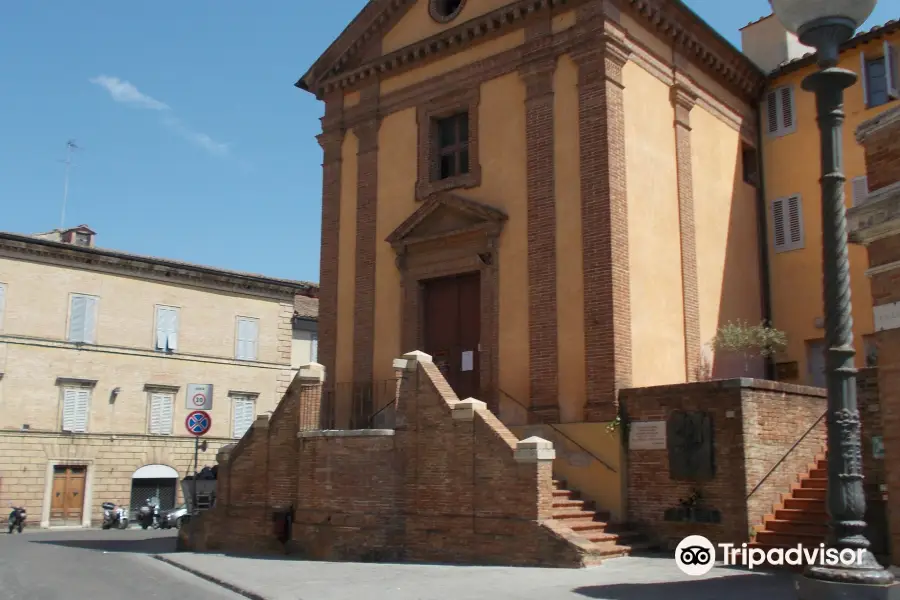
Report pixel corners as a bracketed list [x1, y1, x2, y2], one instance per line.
[554, 54, 587, 423]
[335, 132, 359, 388]
[764, 33, 900, 383]
[382, 0, 518, 55]
[373, 108, 419, 382]
[691, 107, 764, 375]
[623, 62, 686, 387]
[510, 423, 624, 521]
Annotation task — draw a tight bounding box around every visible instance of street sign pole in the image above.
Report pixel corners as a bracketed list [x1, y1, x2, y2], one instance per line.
[192, 435, 199, 514]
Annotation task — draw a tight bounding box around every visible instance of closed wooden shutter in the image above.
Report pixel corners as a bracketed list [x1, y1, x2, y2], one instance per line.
[772, 199, 786, 249]
[852, 176, 869, 206]
[787, 195, 803, 246]
[773, 195, 804, 252]
[780, 86, 794, 131]
[236, 318, 258, 361]
[155, 307, 179, 351]
[82, 296, 97, 344]
[861, 52, 870, 106]
[0, 283, 6, 328]
[63, 388, 90, 432]
[766, 90, 779, 134]
[886, 41, 898, 99]
[68, 296, 86, 342]
[232, 397, 255, 438]
[149, 393, 174, 435]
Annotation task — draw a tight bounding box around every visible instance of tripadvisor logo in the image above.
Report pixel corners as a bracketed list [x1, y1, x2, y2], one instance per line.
[675, 535, 865, 575]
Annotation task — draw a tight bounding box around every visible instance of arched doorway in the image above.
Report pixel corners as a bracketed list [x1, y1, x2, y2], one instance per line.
[130, 464, 179, 517]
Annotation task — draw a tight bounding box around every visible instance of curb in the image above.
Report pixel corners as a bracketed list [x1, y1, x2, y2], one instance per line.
[152, 555, 268, 600]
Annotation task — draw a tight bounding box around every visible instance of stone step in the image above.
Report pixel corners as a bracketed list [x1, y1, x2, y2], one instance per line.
[551, 510, 598, 521]
[569, 522, 610, 533]
[552, 489, 576, 499]
[589, 540, 658, 558]
[755, 530, 825, 547]
[552, 500, 587, 510]
[783, 497, 825, 511]
[775, 508, 826, 521]
[809, 468, 827, 479]
[800, 477, 827, 490]
[585, 530, 645, 544]
[552, 479, 566, 489]
[793, 487, 826, 501]
[763, 519, 828, 537]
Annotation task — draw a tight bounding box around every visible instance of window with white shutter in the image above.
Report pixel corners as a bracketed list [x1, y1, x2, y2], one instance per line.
[62, 387, 90, 432]
[310, 332, 318, 363]
[235, 317, 259, 361]
[154, 306, 179, 352]
[231, 396, 256, 438]
[68, 294, 98, 343]
[765, 86, 797, 137]
[772, 195, 805, 253]
[148, 393, 174, 435]
[852, 176, 869, 206]
[0, 283, 6, 330]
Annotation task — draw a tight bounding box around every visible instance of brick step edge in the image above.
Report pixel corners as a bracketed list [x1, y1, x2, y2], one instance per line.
[152, 555, 265, 600]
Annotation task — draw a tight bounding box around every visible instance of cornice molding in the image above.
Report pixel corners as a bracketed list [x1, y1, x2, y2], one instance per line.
[0, 237, 309, 301]
[305, 0, 763, 102]
[847, 181, 900, 245]
[856, 104, 900, 144]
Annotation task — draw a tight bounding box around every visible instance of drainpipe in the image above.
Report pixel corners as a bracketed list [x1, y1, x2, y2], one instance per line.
[754, 100, 776, 381]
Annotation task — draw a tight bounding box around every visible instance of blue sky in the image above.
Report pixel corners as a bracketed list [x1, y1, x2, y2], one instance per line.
[1, 1, 896, 283]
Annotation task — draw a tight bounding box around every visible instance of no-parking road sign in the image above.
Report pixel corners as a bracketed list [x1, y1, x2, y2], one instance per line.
[185, 410, 212, 436]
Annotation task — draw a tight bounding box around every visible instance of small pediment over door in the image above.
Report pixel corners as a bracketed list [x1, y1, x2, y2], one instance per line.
[386, 193, 507, 250]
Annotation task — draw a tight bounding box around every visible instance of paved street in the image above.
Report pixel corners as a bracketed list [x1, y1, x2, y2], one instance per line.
[0, 527, 803, 600]
[0, 528, 243, 600]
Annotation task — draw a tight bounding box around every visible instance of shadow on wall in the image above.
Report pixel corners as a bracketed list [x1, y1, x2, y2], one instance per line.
[707, 140, 766, 380]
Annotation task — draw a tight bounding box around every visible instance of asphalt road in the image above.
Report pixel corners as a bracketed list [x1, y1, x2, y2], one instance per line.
[0, 528, 243, 600]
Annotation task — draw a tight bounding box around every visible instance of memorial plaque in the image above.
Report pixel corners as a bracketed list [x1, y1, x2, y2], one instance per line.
[629, 421, 667, 450]
[667, 410, 715, 481]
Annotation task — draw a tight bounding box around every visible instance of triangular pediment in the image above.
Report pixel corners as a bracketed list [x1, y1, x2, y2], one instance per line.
[386, 193, 506, 247]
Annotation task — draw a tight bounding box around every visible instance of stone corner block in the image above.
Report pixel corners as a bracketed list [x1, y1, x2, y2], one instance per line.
[252, 414, 270, 429]
[514, 436, 556, 463]
[452, 398, 488, 421]
[216, 443, 236, 462]
[297, 362, 326, 382]
[397, 350, 433, 371]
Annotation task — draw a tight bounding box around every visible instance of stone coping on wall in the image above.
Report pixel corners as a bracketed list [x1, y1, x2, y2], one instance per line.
[621, 377, 826, 398]
[848, 181, 900, 245]
[297, 429, 395, 439]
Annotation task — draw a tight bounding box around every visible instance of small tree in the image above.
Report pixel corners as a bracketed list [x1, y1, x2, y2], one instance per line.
[711, 320, 787, 374]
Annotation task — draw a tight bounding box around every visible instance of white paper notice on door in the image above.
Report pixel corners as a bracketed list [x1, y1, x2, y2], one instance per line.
[461, 350, 474, 372]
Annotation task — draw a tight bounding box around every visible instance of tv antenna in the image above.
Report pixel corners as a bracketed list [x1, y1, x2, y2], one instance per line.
[59, 140, 81, 230]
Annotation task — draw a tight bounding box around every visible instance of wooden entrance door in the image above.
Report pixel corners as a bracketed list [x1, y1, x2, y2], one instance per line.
[50, 466, 86, 525]
[423, 272, 481, 399]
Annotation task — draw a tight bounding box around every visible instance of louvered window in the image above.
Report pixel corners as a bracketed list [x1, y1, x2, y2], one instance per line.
[772, 195, 804, 253]
[62, 387, 90, 432]
[765, 85, 796, 137]
[235, 317, 259, 361]
[232, 396, 256, 439]
[68, 294, 98, 343]
[861, 42, 898, 109]
[148, 393, 174, 435]
[155, 306, 179, 352]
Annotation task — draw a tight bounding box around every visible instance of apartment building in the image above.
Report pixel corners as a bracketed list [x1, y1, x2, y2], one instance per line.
[0, 225, 317, 527]
[742, 17, 900, 385]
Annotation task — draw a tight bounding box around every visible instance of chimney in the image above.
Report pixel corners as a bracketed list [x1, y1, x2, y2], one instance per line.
[60, 225, 96, 248]
[740, 14, 814, 74]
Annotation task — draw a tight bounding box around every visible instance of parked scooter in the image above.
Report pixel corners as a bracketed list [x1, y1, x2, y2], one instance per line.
[138, 497, 160, 530]
[7, 506, 26, 534]
[101, 502, 129, 530]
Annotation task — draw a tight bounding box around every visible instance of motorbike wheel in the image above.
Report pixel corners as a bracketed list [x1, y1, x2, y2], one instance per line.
[16, 524, 22, 534]
[141, 523, 149, 530]
[102, 522, 111, 530]
[119, 521, 128, 530]
[7, 525, 12, 534]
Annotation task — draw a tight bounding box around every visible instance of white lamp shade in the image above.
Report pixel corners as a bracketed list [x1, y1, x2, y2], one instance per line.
[769, 0, 876, 33]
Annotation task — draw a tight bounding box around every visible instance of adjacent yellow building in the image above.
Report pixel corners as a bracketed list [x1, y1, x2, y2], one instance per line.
[744, 17, 900, 385]
[0, 225, 316, 526]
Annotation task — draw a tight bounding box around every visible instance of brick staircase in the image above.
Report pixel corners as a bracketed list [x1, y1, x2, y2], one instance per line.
[551, 478, 656, 558]
[751, 454, 829, 554]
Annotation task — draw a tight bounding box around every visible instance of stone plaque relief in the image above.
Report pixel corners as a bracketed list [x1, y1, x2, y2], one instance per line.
[667, 411, 715, 482]
[874, 301, 900, 332]
[629, 421, 667, 450]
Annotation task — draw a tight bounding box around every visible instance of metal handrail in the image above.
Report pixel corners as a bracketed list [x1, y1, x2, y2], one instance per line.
[745, 410, 827, 500]
[497, 389, 617, 474]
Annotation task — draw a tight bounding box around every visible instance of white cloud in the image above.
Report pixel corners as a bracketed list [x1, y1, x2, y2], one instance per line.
[89, 75, 169, 111]
[161, 115, 230, 157]
[90, 74, 230, 157]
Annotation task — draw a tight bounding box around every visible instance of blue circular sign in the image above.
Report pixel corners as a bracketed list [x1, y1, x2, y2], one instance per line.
[185, 410, 212, 436]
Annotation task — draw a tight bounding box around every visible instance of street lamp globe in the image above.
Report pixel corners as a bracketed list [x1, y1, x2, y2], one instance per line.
[770, 0, 875, 33]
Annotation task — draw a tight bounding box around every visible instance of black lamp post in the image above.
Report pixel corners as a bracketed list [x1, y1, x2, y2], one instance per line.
[768, 0, 896, 593]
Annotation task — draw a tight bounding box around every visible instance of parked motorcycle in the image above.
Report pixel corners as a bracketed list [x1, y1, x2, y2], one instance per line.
[7, 506, 26, 534]
[101, 502, 129, 530]
[138, 497, 160, 530]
